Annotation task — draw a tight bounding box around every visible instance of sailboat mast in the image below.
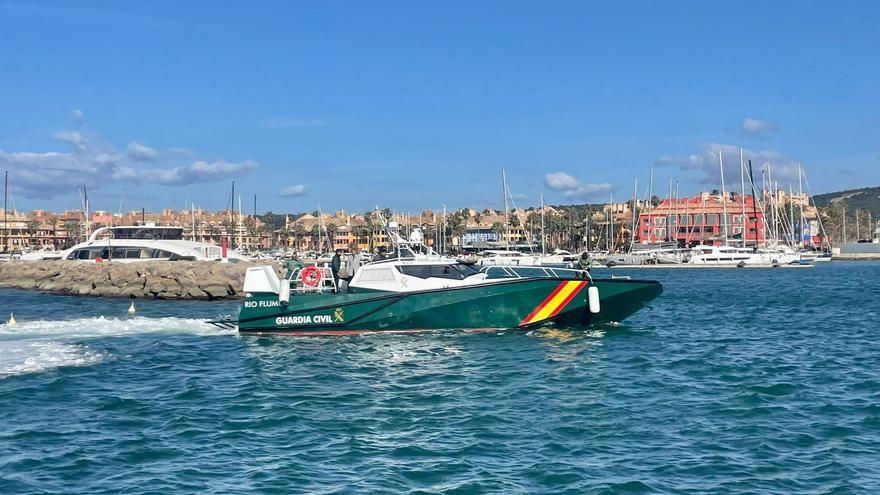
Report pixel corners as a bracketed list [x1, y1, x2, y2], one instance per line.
[718, 149, 728, 245]
[798, 165, 805, 248]
[739, 148, 747, 247]
[789, 182, 795, 247]
[609, 192, 614, 252]
[3, 171, 7, 253]
[630, 178, 638, 251]
[502, 169, 510, 250]
[540, 193, 546, 256]
[801, 166, 829, 249]
[230, 181, 235, 249]
[238, 194, 243, 249]
[666, 177, 672, 241]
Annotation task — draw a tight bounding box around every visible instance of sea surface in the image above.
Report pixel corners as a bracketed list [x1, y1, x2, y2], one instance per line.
[1, 262, 879, 494]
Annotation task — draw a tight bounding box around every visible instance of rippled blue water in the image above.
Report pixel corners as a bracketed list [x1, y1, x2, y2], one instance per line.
[1, 262, 879, 494]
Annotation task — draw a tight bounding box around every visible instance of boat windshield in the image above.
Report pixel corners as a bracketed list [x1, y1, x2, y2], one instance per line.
[108, 227, 184, 240]
[396, 263, 480, 280]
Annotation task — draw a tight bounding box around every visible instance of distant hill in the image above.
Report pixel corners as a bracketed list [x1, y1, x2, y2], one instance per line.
[813, 186, 880, 218]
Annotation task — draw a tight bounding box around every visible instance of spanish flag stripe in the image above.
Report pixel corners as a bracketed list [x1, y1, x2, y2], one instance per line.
[518, 282, 568, 325]
[519, 280, 587, 326]
[528, 281, 583, 323]
[546, 281, 586, 318]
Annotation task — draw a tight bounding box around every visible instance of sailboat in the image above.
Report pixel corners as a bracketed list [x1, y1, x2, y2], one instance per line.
[688, 153, 800, 266]
[476, 171, 578, 268]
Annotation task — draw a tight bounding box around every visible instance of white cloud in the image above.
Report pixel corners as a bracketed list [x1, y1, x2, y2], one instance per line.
[741, 118, 777, 138]
[654, 143, 801, 186]
[544, 172, 580, 190]
[280, 185, 309, 197]
[52, 131, 87, 152]
[138, 160, 258, 186]
[544, 171, 613, 199]
[126, 141, 158, 162]
[70, 109, 84, 122]
[510, 192, 528, 201]
[0, 125, 258, 198]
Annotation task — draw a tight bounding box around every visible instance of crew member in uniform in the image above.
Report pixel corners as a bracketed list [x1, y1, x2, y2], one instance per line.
[330, 249, 343, 291]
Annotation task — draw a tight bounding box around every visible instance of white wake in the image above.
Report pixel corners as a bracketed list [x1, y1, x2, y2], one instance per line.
[0, 316, 235, 379]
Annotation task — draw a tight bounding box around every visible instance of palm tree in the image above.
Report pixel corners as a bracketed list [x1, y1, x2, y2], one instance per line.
[207, 223, 221, 243]
[49, 217, 59, 248]
[310, 223, 321, 251]
[26, 219, 41, 247]
[490, 221, 504, 243]
[325, 222, 337, 250]
[292, 222, 305, 250]
[62, 218, 82, 245]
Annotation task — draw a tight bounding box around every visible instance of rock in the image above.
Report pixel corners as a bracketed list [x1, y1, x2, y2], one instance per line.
[0, 260, 277, 300]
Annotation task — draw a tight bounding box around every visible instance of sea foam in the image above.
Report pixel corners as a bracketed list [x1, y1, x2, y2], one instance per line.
[0, 316, 234, 378]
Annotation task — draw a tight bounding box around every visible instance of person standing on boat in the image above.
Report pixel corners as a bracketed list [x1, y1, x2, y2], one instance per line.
[347, 245, 362, 280]
[374, 245, 388, 261]
[330, 249, 343, 291]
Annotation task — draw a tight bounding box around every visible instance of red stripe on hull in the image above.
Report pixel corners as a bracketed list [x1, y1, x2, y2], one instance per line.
[239, 327, 507, 337]
[518, 281, 568, 325]
[547, 281, 587, 318]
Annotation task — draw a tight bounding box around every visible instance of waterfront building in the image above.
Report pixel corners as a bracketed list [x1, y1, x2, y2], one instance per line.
[637, 193, 766, 247]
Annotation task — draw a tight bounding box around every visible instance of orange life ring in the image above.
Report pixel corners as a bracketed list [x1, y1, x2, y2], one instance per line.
[301, 266, 322, 287]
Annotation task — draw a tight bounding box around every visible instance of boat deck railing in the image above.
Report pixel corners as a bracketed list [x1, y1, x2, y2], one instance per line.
[288, 266, 338, 293]
[480, 265, 592, 281]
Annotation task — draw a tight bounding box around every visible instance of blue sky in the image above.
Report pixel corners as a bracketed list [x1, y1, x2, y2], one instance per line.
[1, 1, 878, 215]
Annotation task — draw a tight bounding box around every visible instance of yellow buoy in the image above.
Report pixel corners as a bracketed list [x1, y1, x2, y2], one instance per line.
[128, 301, 136, 315]
[7, 313, 16, 326]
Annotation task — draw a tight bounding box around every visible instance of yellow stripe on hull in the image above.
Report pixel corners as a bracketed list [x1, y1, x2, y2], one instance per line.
[522, 281, 585, 325]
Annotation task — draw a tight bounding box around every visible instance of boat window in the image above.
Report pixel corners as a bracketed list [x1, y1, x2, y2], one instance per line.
[453, 263, 480, 277]
[153, 250, 172, 258]
[395, 264, 479, 280]
[111, 248, 127, 259]
[358, 268, 397, 282]
[125, 249, 141, 259]
[76, 249, 91, 260]
[139, 248, 154, 259]
[396, 265, 432, 279]
[429, 265, 470, 280]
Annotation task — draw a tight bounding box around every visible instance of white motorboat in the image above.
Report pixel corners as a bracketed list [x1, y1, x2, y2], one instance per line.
[476, 249, 577, 268]
[18, 245, 64, 261]
[60, 223, 248, 263]
[687, 244, 800, 266]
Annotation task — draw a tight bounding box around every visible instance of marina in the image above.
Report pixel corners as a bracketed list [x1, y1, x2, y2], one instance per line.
[2, 2, 880, 493]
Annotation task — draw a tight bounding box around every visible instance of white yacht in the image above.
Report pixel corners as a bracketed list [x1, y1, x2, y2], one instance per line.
[19, 245, 64, 261]
[476, 249, 577, 268]
[687, 244, 800, 266]
[60, 223, 248, 263]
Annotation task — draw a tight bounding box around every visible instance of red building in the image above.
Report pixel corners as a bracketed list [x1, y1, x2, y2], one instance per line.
[637, 193, 765, 247]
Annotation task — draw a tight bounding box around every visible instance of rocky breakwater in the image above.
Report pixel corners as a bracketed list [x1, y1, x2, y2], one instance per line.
[0, 260, 283, 300]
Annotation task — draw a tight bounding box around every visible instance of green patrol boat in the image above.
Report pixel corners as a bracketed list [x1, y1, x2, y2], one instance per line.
[211, 236, 662, 336]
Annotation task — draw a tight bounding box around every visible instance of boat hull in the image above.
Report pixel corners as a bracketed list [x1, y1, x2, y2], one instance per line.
[233, 277, 662, 335]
